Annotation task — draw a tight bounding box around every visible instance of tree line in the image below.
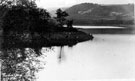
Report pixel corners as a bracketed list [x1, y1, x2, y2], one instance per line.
[0, 0, 75, 81]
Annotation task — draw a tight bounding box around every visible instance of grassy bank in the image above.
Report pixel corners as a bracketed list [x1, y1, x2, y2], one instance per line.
[43, 31, 93, 46]
[2, 31, 94, 49]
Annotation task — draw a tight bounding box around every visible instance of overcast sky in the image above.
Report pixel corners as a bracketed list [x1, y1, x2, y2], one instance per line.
[36, 0, 135, 9]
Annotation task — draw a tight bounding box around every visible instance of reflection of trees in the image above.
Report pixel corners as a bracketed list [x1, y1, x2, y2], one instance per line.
[1, 48, 46, 81]
[58, 46, 63, 63]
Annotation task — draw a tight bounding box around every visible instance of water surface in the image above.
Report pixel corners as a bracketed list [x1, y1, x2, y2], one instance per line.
[73, 25, 125, 29]
[37, 34, 135, 81]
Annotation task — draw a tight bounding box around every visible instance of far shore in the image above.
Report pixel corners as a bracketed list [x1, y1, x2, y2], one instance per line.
[78, 28, 135, 34]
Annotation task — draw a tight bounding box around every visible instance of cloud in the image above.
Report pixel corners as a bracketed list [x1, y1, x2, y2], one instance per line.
[36, 0, 76, 9]
[36, 0, 135, 9]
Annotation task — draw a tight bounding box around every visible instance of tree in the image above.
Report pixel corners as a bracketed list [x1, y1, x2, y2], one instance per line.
[67, 20, 73, 28]
[2, 5, 51, 33]
[0, 1, 51, 81]
[0, 0, 38, 33]
[0, 0, 37, 7]
[55, 8, 68, 27]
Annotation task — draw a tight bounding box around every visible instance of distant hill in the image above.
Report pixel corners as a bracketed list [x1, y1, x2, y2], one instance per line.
[65, 3, 134, 26]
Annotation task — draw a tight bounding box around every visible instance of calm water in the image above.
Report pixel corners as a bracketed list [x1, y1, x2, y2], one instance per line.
[36, 34, 135, 81]
[73, 25, 125, 29]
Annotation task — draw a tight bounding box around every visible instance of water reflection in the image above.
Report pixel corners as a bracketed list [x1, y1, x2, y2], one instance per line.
[58, 46, 68, 63]
[37, 34, 135, 81]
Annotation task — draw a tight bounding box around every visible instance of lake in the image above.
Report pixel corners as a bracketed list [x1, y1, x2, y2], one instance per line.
[73, 25, 125, 29]
[36, 34, 135, 81]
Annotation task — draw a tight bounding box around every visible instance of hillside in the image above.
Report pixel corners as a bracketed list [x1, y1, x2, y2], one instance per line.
[65, 3, 134, 26]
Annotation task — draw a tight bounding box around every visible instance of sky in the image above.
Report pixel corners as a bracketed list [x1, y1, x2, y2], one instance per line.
[36, 0, 135, 9]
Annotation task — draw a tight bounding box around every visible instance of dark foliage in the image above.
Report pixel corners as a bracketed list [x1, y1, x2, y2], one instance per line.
[1, 5, 81, 52]
[67, 20, 73, 28]
[55, 8, 69, 27]
[3, 5, 51, 34]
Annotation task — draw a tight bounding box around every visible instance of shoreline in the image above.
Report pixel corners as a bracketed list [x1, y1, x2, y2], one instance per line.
[2, 31, 94, 49]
